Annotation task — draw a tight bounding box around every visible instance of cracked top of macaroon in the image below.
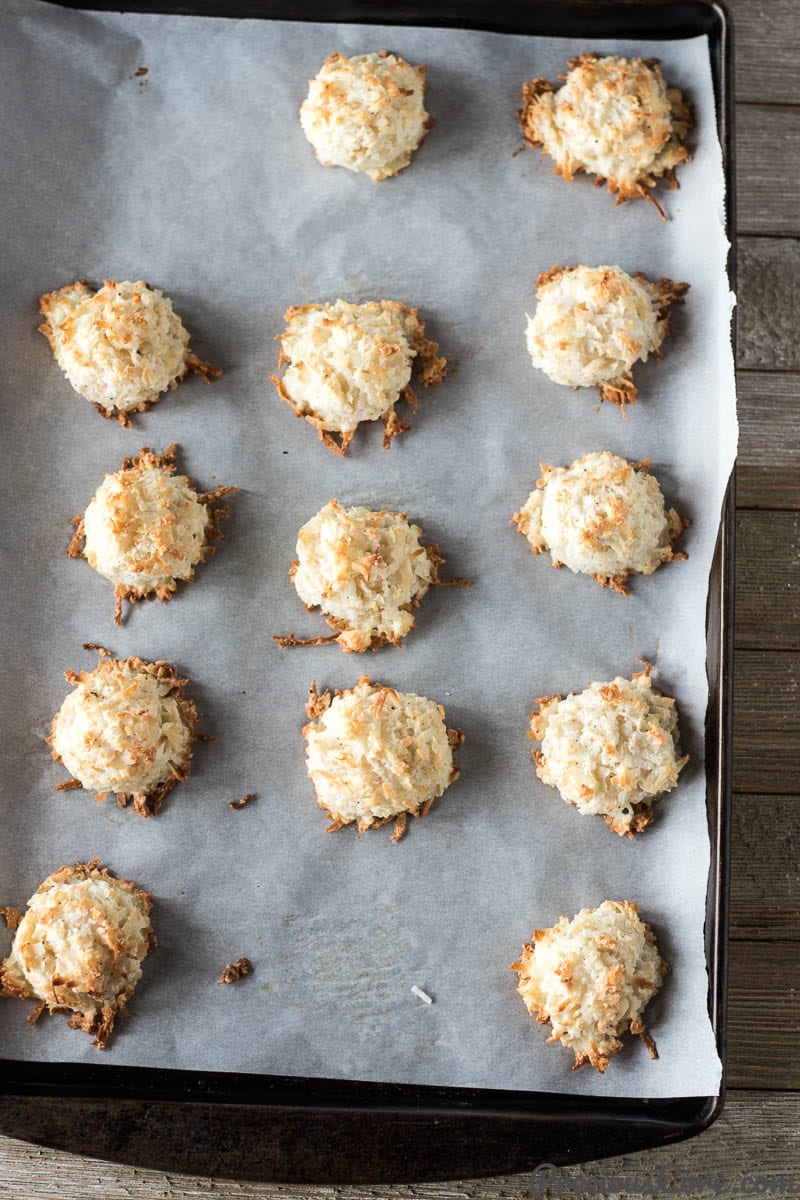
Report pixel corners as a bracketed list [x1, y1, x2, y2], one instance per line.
[513, 451, 687, 595]
[525, 265, 687, 410]
[0, 860, 155, 1049]
[68, 444, 237, 625]
[511, 900, 668, 1072]
[303, 676, 463, 840]
[38, 280, 220, 425]
[277, 499, 465, 653]
[300, 51, 431, 181]
[47, 655, 199, 817]
[271, 299, 446, 456]
[519, 53, 691, 218]
[528, 665, 688, 837]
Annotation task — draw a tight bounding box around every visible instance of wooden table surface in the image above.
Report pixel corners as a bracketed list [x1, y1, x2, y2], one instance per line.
[2, 1, 798, 1195]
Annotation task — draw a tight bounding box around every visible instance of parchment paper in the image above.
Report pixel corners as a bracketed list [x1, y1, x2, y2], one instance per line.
[0, 0, 734, 1098]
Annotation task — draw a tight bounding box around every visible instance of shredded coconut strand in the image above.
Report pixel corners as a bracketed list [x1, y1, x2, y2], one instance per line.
[513, 451, 686, 594]
[529, 668, 688, 837]
[303, 676, 461, 838]
[519, 53, 691, 217]
[271, 299, 446, 454]
[300, 51, 431, 181]
[512, 900, 667, 1072]
[48, 656, 199, 817]
[525, 265, 687, 409]
[38, 279, 219, 424]
[411, 985, 434, 1004]
[0, 861, 154, 1049]
[290, 500, 439, 652]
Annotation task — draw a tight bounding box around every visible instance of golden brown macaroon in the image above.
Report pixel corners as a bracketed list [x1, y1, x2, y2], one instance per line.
[519, 53, 691, 219]
[274, 499, 468, 653]
[511, 900, 668, 1072]
[1, 860, 155, 1049]
[525, 265, 688, 411]
[299, 51, 432, 181]
[528, 663, 688, 837]
[68, 444, 237, 624]
[38, 279, 220, 425]
[47, 654, 200, 817]
[270, 299, 446, 456]
[513, 451, 687, 595]
[303, 676, 463, 841]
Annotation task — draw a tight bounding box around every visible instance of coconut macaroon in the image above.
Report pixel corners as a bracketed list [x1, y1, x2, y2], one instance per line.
[300, 50, 431, 181]
[275, 499, 467, 653]
[0, 860, 155, 1049]
[519, 53, 691, 219]
[38, 279, 220, 425]
[513, 451, 686, 595]
[68, 444, 237, 624]
[528, 664, 688, 837]
[525, 265, 687, 411]
[47, 654, 200, 817]
[271, 299, 447, 456]
[511, 900, 668, 1072]
[303, 676, 463, 840]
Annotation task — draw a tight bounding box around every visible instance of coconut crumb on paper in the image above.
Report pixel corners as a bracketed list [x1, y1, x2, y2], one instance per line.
[216, 957, 253, 985]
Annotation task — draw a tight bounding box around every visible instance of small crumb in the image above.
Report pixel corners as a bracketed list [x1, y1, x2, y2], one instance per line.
[0, 907, 21, 931]
[229, 793, 254, 810]
[82, 642, 113, 657]
[133, 66, 148, 77]
[216, 957, 253, 985]
[411, 985, 433, 1005]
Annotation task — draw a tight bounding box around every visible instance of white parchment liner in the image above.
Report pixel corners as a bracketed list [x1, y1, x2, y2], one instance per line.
[0, 0, 735, 1098]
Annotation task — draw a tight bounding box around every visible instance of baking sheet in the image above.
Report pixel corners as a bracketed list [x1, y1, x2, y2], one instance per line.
[0, 0, 734, 1098]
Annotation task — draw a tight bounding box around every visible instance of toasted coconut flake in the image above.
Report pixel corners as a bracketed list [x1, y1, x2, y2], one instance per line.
[512, 900, 667, 1071]
[525, 265, 687, 409]
[0, 860, 155, 1049]
[48, 655, 200, 817]
[513, 450, 686, 594]
[518, 54, 691, 217]
[528, 666, 688, 837]
[38, 279, 220, 424]
[275, 499, 466, 652]
[303, 675, 462, 838]
[216, 957, 252, 984]
[271, 299, 446, 455]
[69, 444, 237, 624]
[300, 51, 431, 181]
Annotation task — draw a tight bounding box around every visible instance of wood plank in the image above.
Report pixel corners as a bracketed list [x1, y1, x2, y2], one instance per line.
[728, 0, 800, 105]
[737, 106, 800, 237]
[0, 1090, 798, 1198]
[727, 940, 800, 1090]
[731, 794, 800, 940]
[735, 510, 800, 649]
[733, 650, 800, 794]
[736, 372, 800, 510]
[737, 238, 800, 373]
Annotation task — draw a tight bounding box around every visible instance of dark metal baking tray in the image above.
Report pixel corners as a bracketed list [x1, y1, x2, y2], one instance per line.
[0, 0, 735, 1183]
